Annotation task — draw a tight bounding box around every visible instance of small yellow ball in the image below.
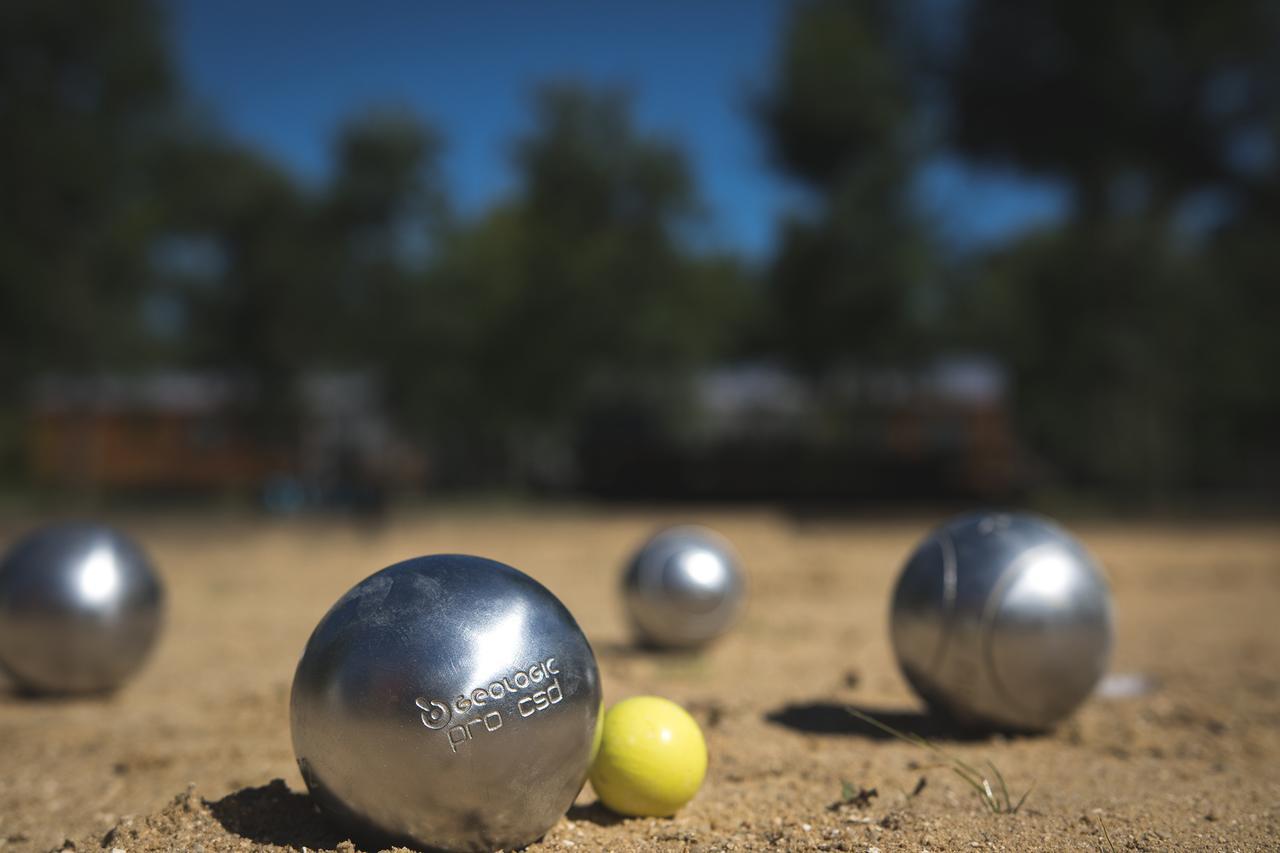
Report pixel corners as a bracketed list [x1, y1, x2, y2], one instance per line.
[589, 696, 707, 817]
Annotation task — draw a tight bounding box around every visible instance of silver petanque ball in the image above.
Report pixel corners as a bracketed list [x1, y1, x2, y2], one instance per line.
[0, 522, 164, 694]
[890, 511, 1113, 731]
[622, 525, 745, 649]
[290, 554, 602, 853]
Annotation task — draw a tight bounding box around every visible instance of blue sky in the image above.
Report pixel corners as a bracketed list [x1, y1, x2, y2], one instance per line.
[168, 0, 1067, 259]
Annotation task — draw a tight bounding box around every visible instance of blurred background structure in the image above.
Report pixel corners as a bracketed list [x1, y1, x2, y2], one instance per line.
[2, 0, 1278, 509]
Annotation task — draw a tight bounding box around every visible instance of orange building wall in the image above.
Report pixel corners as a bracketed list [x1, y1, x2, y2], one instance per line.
[30, 411, 286, 490]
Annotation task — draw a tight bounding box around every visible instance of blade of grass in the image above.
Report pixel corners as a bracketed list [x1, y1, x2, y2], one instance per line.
[1098, 813, 1117, 853]
[1011, 780, 1035, 814]
[987, 760, 1012, 811]
[950, 768, 996, 812]
[950, 753, 994, 786]
[846, 707, 945, 758]
[845, 706, 1032, 815]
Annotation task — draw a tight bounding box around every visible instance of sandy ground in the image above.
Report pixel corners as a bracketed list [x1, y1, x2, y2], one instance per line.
[0, 508, 1278, 852]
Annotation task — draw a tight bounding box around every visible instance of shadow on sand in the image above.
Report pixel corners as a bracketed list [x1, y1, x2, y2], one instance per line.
[566, 800, 630, 828]
[764, 700, 1007, 743]
[592, 639, 711, 661]
[0, 679, 121, 704]
[207, 780, 349, 850]
[209, 781, 629, 850]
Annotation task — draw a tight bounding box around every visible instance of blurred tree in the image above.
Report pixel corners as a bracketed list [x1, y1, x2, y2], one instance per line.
[144, 132, 325, 441]
[0, 0, 175, 479]
[146, 112, 449, 446]
[758, 0, 935, 374]
[759, 0, 911, 189]
[320, 111, 452, 431]
[327, 111, 447, 249]
[511, 86, 742, 398]
[420, 85, 756, 483]
[972, 223, 1202, 492]
[0, 0, 173, 383]
[949, 0, 1280, 496]
[952, 0, 1280, 218]
[1192, 207, 1280, 490]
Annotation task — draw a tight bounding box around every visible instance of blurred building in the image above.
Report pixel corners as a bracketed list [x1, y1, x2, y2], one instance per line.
[29, 373, 272, 492]
[28, 360, 1019, 504]
[27, 372, 423, 504]
[576, 357, 1023, 502]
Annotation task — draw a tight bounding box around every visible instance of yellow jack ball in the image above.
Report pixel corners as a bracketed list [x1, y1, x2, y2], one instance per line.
[589, 696, 707, 817]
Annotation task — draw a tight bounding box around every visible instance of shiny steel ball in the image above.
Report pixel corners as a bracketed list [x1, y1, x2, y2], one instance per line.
[622, 526, 745, 649]
[0, 522, 164, 694]
[890, 511, 1113, 731]
[291, 554, 602, 853]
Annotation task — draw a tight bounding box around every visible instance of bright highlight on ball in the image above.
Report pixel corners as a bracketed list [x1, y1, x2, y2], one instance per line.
[589, 696, 707, 817]
[0, 522, 164, 694]
[622, 526, 745, 649]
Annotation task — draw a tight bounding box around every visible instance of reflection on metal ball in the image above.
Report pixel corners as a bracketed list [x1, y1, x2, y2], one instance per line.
[0, 522, 164, 694]
[623, 526, 745, 649]
[290, 554, 602, 852]
[890, 511, 1113, 731]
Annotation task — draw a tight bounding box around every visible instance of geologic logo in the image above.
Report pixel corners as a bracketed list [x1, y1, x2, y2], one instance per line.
[414, 656, 564, 753]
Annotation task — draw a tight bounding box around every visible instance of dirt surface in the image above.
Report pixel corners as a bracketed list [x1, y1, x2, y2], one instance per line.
[1, 508, 1278, 852]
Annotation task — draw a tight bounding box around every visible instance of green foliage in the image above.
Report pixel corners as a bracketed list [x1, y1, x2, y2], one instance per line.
[2, 0, 1276, 498]
[407, 86, 757, 480]
[770, 162, 935, 372]
[949, 0, 1280, 497]
[968, 215, 1280, 494]
[322, 111, 452, 423]
[951, 0, 1280, 212]
[328, 110, 446, 239]
[759, 0, 935, 375]
[968, 223, 1198, 493]
[757, 0, 911, 188]
[143, 134, 330, 438]
[0, 0, 174, 396]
